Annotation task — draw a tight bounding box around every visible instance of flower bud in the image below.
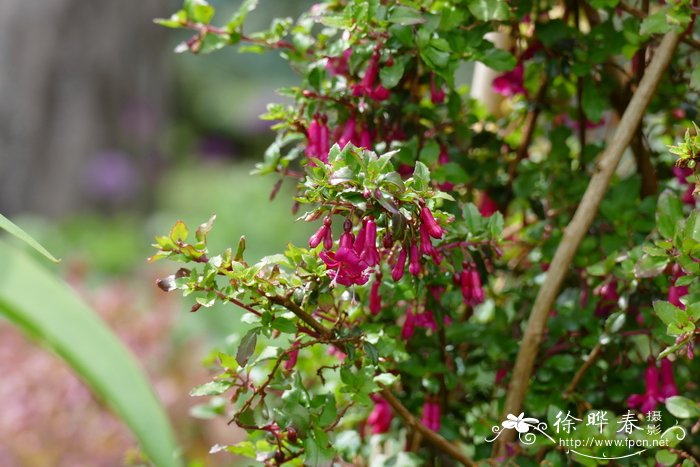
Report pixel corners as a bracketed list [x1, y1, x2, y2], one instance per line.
[392, 245, 407, 281]
[420, 206, 443, 239]
[409, 242, 421, 276]
[369, 279, 381, 315]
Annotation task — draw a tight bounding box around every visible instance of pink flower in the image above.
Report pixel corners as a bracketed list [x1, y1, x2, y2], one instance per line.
[460, 264, 484, 307]
[478, 191, 499, 217]
[285, 342, 300, 371]
[628, 359, 679, 413]
[309, 218, 332, 248]
[594, 280, 618, 317]
[352, 52, 391, 101]
[367, 395, 393, 434]
[306, 116, 330, 163]
[326, 49, 352, 76]
[420, 206, 443, 239]
[415, 309, 438, 332]
[408, 242, 421, 276]
[361, 218, 380, 266]
[430, 73, 446, 104]
[437, 146, 454, 191]
[659, 358, 678, 399]
[392, 245, 407, 281]
[328, 346, 346, 360]
[492, 62, 525, 97]
[669, 282, 689, 309]
[369, 279, 382, 315]
[338, 117, 358, 148]
[401, 306, 416, 340]
[359, 125, 372, 149]
[419, 223, 437, 256]
[627, 361, 661, 413]
[421, 398, 441, 431]
[320, 230, 370, 286]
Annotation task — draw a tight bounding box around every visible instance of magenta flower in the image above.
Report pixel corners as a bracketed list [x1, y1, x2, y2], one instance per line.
[352, 52, 391, 102]
[326, 49, 351, 76]
[659, 358, 678, 399]
[628, 359, 678, 413]
[284, 342, 300, 371]
[408, 242, 421, 276]
[401, 306, 416, 340]
[460, 264, 484, 307]
[354, 222, 366, 255]
[361, 218, 380, 266]
[359, 125, 372, 149]
[478, 191, 499, 217]
[305, 116, 330, 163]
[492, 62, 525, 97]
[668, 282, 689, 309]
[430, 73, 446, 104]
[309, 218, 332, 249]
[419, 223, 437, 256]
[421, 398, 441, 431]
[420, 206, 444, 239]
[369, 279, 381, 315]
[392, 245, 407, 281]
[437, 146, 454, 191]
[338, 117, 358, 148]
[320, 230, 370, 286]
[414, 309, 438, 332]
[594, 280, 619, 317]
[627, 361, 661, 413]
[367, 395, 393, 434]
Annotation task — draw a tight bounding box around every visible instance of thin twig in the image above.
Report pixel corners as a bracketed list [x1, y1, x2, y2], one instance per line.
[492, 31, 681, 457]
[563, 343, 602, 398]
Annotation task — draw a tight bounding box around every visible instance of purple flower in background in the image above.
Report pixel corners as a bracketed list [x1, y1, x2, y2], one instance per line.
[391, 244, 407, 281]
[659, 358, 678, 399]
[594, 280, 619, 317]
[421, 398, 441, 431]
[369, 279, 382, 315]
[84, 150, 138, 201]
[627, 361, 661, 413]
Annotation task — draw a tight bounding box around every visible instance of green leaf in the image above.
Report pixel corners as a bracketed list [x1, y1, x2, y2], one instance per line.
[170, 220, 189, 243]
[379, 57, 408, 88]
[411, 162, 431, 192]
[657, 191, 684, 239]
[236, 329, 258, 366]
[640, 7, 672, 36]
[0, 240, 181, 467]
[387, 6, 426, 25]
[653, 300, 683, 326]
[468, 0, 511, 21]
[665, 396, 700, 418]
[634, 254, 669, 278]
[0, 214, 60, 263]
[582, 79, 607, 123]
[185, 0, 215, 24]
[227, 0, 258, 32]
[190, 380, 233, 396]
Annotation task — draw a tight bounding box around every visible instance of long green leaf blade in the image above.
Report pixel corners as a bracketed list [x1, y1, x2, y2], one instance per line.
[0, 213, 60, 263]
[0, 239, 181, 466]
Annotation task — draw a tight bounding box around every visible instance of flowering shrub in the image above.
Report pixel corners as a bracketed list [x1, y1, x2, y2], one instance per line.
[153, 0, 700, 465]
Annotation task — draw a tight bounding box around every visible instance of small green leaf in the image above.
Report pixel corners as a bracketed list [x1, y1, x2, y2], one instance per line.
[387, 6, 426, 25]
[653, 300, 683, 326]
[236, 329, 258, 367]
[412, 162, 431, 192]
[380, 57, 408, 88]
[665, 396, 700, 418]
[190, 380, 233, 396]
[657, 191, 684, 239]
[373, 373, 398, 386]
[0, 214, 60, 263]
[271, 317, 297, 334]
[468, 0, 511, 21]
[582, 79, 607, 123]
[170, 220, 189, 243]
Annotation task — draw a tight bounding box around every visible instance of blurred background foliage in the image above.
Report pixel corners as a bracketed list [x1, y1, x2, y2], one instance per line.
[0, 0, 319, 465]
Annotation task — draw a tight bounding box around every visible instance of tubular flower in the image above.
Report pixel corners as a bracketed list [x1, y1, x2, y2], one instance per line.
[460, 264, 484, 307]
[420, 206, 443, 239]
[309, 218, 332, 248]
[419, 223, 436, 256]
[437, 146, 454, 191]
[659, 358, 678, 399]
[478, 191, 499, 217]
[284, 342, 300, 371]
[369, 278, 381, 315]
[401, 306, 415, 340]
[391, 244, 407, 281]
[430, 73, 446, 104]
[668, 270, 689, 309]
[361, 218, 380, 266]
[421, 398, 441, 432]
[408, 242, 421, 276]
[326, 49, 351, 76]
[359, 125, 372, 149]
[352, 52, 391, 101]
[594, 280, 619, 317]
[367, 395, 393, 434]
[627, 359, 678, 413]
[338, 117, 358, 148]
[492, 62, 525, 97]
[305, 115, 330, 164]
[414, 309, 438, 332]
[320, 227, 370, 286]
